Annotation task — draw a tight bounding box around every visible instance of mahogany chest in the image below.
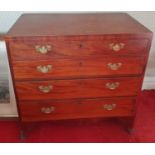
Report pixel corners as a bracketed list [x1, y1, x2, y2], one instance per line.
[4, 13, 153, 136]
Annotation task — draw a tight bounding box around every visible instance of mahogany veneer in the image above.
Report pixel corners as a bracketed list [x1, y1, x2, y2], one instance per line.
[16, 77, 142, 100]
[9, 39, 148, 60]
[20, 97, 136, 122]
[4, 13, 153, 138]
[12, 57, 145, 80]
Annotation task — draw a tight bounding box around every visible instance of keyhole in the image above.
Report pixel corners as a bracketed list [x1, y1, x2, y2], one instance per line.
[79, 44, 83, 48]
[79, 61, 83, 66]
[76, 99, 82, 105]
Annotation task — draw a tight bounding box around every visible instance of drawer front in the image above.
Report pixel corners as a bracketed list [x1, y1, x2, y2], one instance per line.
[15, 77, 141, 101]
[19, 97, 136, 122]
[13, 57, 145, 80]
[9, 39, 148, 60]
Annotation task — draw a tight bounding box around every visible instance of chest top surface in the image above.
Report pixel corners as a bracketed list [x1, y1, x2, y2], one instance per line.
[6, 13, 152, 38]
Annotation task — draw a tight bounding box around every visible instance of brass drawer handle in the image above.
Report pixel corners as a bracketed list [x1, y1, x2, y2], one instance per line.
[35, 45, 52, 54]
[106, 82, 120, 90]
[38, 85, 53, 93]
[103, 103, 116, 111]
[37, 65, 52, 73]
[41, 106, 55, 114]
[107, 63, 122, 70]
[109, 43, 125, 52]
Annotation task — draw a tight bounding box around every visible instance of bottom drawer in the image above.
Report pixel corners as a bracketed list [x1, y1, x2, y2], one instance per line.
[19, 97, 136, 122]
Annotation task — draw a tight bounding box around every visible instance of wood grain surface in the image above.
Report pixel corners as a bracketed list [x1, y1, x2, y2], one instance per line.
[12, 57, 145, 80]
[19, 97, 136, 122]
[9, 39, 148, 60]
[4, 13, 153, 129]
[6, 13, 152, 37]
[15, 77, 142, 101]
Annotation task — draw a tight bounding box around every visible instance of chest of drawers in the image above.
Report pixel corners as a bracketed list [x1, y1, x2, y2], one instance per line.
[4, 13, 152, 137]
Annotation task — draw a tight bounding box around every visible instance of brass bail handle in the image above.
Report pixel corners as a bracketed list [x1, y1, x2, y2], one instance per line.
[38, 85, 53, 93]
[106, 82, 120, 90]
[109, 43, 125, 52]
[107, 63, 122, 71]
[103, 103, 116, 111]
[41, 106, 55, 114]
[35, 45, 52, 54]
[37, 65, 52, 73]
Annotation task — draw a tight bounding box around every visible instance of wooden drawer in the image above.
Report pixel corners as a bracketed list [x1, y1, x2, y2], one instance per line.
[19, 97, 136, 122]
[12, 57, 145, 80]
[15, 77, 141, 101]
[9, 39, 148, 60]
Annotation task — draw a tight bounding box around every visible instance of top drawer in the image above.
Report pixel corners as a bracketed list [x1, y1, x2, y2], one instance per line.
[9, 39, 148, 60]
